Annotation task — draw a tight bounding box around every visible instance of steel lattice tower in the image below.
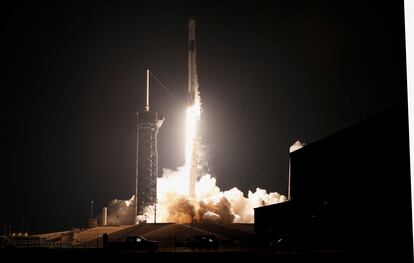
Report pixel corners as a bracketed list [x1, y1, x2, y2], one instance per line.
[135, 71, 164, 218]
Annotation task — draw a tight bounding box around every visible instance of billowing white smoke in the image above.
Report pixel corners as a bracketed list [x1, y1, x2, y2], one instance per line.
[105, 196, 135, 225]
[104, 167, 287, 224]
[149, 169, 286, 223]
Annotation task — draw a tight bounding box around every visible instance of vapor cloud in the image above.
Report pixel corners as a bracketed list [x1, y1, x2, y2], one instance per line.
[159, 169, 286, 223]
[104, 168, 286, 225]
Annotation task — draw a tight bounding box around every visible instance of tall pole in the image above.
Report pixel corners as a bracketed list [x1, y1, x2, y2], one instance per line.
[145, 69, 150, 112]
[135, 118, 139, 219]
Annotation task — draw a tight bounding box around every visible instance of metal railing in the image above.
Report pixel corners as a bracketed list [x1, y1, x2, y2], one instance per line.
[2, 239, 73, 248]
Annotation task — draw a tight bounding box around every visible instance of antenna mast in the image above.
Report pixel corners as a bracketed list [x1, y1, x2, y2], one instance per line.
[145, 69, 150, 112]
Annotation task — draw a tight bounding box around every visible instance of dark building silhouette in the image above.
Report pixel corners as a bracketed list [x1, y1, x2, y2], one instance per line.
[255, 105, 413, 261]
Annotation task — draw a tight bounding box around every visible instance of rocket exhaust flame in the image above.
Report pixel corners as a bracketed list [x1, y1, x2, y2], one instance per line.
[184, 105, 201, 197]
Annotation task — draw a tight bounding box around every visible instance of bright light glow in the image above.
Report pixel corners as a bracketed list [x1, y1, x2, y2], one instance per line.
[183, 104, 201, 196]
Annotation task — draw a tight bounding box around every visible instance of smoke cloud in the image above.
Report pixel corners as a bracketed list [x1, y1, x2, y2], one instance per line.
[104, 166, 286, 224]
[105, 196, 135, 225]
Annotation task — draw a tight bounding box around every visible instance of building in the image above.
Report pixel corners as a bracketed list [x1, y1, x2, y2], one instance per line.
[255, 105, 413, 260]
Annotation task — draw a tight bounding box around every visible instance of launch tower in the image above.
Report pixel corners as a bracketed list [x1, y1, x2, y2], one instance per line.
[135, 70, 164, 218]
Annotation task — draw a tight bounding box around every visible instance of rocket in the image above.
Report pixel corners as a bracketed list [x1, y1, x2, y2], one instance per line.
[188, 18, 199, 106]
[188, 18, 200, 198]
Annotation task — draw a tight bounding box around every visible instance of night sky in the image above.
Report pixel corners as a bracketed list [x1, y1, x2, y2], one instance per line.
[3, 1, 408, 233]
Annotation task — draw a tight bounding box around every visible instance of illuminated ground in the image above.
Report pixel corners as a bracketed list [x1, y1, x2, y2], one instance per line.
[2, 223, 367, 262]
[81, 222, 254, 248]
[2, 223, 382, 262]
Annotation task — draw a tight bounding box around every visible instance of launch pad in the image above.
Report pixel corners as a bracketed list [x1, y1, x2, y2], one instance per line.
[79, 222, 254, 249]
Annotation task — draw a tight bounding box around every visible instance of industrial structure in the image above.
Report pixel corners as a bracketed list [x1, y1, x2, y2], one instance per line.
[188, 18, 201, 197]
[135, 70, 164, 218]
[254, 105, 413, 260]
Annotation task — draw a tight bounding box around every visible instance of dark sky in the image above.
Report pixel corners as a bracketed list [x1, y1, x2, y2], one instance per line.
[3, 1, 407, 233]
